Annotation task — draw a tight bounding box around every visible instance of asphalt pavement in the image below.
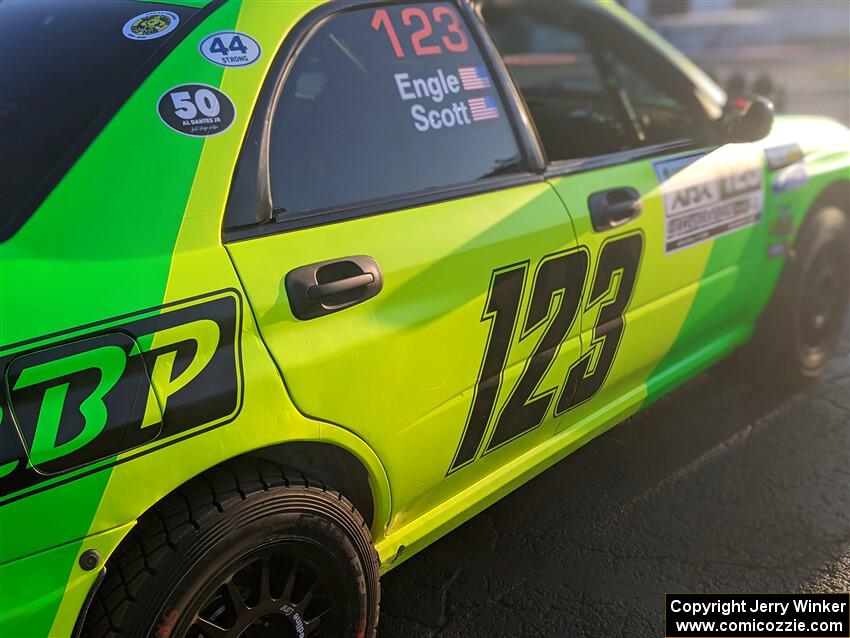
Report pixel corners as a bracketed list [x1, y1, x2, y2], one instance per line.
[380, 320, 850, 637]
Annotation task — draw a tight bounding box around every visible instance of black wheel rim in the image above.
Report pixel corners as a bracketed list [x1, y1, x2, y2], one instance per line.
[173, 540, 347, 638]
[797, 247, 846, 353]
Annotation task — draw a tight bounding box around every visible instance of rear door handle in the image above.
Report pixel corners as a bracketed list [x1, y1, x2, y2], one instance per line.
[286, 256, 382, 320]
[307, 273, 375, 301]
[588, 187, 642, 231]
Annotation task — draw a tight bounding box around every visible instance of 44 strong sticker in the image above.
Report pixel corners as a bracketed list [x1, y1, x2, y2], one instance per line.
[449, 233, 644, 474]
[200, 32, 261, 67]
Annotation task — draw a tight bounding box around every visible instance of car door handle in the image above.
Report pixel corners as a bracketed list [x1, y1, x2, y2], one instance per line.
[307, 273, 375, 301]
[286, 256, 383, 320]
[588, 187, 642, 231]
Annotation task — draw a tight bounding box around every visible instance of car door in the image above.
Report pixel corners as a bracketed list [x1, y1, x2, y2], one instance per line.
[225, 1, 583, 530]
[483, 1, 770, 434]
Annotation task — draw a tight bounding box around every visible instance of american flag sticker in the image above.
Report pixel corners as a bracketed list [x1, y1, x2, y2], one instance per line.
[468, 96, 499, 122]
[458, 66, 491, 91]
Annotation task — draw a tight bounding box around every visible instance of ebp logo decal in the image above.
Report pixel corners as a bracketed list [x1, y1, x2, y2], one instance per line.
[0, 290, 243, 503]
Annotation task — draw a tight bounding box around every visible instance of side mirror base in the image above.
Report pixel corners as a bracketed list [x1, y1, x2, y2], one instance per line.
[726, 95, 775, 143]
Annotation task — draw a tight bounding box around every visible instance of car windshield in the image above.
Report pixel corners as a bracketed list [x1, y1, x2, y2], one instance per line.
[0, 0, 202, 241]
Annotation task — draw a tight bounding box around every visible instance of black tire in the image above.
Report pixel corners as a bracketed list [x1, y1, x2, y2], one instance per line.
[82, 458, 380, 638]
[750, 203, 849, 384]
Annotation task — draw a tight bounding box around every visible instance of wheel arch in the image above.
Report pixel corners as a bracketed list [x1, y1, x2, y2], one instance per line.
[790, 177, 850, 248]
[772, 176, 849, 294]
[809, 178, 850, 217]
[134, 430, 393, 538]
[79, 445, 386, 637]
[247, 440, 380, 528]
[75, 432, 391, 634]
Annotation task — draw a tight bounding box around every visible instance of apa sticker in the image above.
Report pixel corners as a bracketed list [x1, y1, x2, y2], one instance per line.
[123, 10, 180, 41]
[654, 150, 764, 253]
[200, 32, 261, 67]
[157, 84, 236, 137]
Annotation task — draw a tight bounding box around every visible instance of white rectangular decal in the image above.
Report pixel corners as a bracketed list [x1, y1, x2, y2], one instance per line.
[654, 152, 764, 253]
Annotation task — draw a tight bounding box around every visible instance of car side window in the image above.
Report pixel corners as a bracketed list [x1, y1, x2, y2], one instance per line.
[268, 2, 522, 216]
[601, 50, 695, 146]
[484, 5, 702, 162]
[485, 12, 631, 161]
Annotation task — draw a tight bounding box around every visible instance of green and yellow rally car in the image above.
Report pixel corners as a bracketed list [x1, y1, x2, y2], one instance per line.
[1, 0, 848, 636]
